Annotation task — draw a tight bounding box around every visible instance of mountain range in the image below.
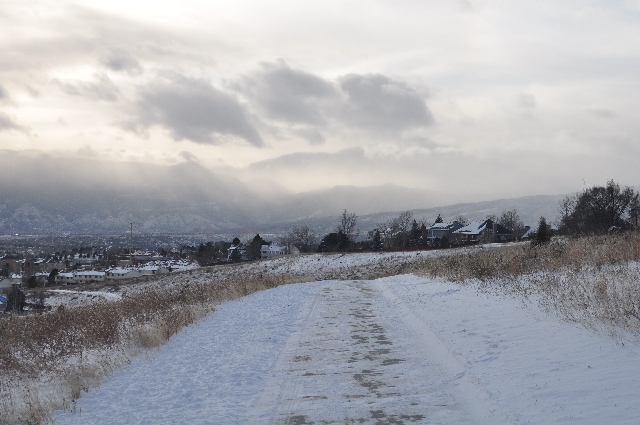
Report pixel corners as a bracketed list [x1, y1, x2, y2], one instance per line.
[0, 151, 568, 236]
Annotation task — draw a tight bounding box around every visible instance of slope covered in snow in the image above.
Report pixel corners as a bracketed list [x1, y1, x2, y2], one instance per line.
[55, 274, 640, 424]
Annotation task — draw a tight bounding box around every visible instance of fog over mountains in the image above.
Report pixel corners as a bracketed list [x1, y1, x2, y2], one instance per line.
[0, 151, 566, 236]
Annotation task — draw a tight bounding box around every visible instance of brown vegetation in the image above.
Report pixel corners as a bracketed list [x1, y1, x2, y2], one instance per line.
[407, 233, 640, 334]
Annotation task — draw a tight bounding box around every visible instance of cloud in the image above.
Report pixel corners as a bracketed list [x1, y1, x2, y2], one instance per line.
[589, 108, 617, 119]
[132, 75, 263, 146]
[100, 49, 143, 75]
[77, 144, 99, 158]
[55, 73, 120, 102]
[179, 151, 199, 162]
[294, 128, 325, 145]
[236, 59, 337, 125]
[518, 93, 537, 109]
[233, 61, 433, 144]
[0, 112, 28, 134]
[338, 73, 434, 132]
[0, 84, 7, 100]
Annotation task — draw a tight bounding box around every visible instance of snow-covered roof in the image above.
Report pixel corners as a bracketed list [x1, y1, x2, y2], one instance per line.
[454, 221, 488, 235]
[261, 244, 286, 252]
[428, 221, 461, 230]
[107, 268, 136, 275]
[75, 271, 105, 277]
[140, 265, 161, 271]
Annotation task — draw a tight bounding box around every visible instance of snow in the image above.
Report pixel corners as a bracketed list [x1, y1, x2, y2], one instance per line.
[454, 221, 487, 235]
[47, 289, 121, 301]
[55, 274, 640, 424]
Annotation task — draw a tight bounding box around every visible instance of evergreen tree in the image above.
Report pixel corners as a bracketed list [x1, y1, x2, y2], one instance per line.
[5, 285, 25, 312]
[247, 234, 267, 260]
[533, 216, 551, 246]
[229, 246, 243, 263]
[372, 230, 383, 251]
[408, 220, 421, 247]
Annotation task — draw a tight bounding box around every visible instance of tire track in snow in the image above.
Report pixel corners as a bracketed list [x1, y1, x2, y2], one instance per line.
[377, 279, 512, 425]
[250, 280, 479, 424]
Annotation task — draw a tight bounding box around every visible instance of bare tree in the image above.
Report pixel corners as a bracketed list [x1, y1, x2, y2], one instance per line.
[560, 180, 639, 234]
[455, 215, 469, 226]
[337, 209, 359, 244]
[498, 209, 524, 234]
[288, 226, 319, 253]
[396, 211, 413, 250]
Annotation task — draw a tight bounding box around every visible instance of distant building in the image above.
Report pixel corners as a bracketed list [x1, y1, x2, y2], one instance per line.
[260, 243, 288, 259]
[74, 271, 105, 284]
[426, 221, 465, 246]
[56, 272, 75, 285]
[227, 244, 248, 262]
[105, 268, 142, 281]
[453, 219, 515, 244]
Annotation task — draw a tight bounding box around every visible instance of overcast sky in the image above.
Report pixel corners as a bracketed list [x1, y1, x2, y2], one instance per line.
[1, 0, 639, 204]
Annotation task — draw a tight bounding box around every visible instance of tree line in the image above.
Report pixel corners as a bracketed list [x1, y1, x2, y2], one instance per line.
[197, 180, 640, 260]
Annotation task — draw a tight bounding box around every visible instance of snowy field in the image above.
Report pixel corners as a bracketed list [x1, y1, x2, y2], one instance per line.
[55, 273, 640, 424]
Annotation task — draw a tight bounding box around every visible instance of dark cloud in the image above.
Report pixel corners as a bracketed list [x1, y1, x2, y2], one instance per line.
[0, 112, 27, 133]
[590, 108, 617, 119]
[179, 151, 199, 162]
[101, 49, 143, 75]
[55, 73, 120, 102]
[294, 128, 325, 145]
[339, 74, 434, 132]
[236, 60, 337, 125]
[0, 84, 6, 100]
[133, 75, 263, 146]
[233, 61, 433, 142]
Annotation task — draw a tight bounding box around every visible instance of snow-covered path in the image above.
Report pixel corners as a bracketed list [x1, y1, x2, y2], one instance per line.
[56, 276, 640, 424]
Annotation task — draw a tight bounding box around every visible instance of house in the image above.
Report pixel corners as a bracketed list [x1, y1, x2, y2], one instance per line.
[453, 219, 515, 244]
[0, 274, 21, 290]
[105, 268, 142, 281]
[30, 272, 50, 286]
[56, 272, 75, 285]
[227, 244, 248, 262]
[139, 265, 170, 276]
[74, 271, 105, 284]
[260, 243, 288, 259]
[426, 221, 464, 246]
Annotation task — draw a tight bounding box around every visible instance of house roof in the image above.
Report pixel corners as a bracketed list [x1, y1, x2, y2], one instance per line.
[454, 221, 488, 235]
[428, 221, 462, 230]
[76, 271, 105, 277]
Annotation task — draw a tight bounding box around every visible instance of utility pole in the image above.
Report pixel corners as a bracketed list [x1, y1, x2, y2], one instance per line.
[129, 223, 133, 265]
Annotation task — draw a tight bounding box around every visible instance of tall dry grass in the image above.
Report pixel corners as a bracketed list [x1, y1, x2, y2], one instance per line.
[408, 233, 640, 335]
[0, 272, 307, 425]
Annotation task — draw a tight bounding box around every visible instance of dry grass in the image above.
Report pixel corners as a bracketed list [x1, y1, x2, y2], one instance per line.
[0, 272, 307, 425]
[407, 233, 640, 335]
